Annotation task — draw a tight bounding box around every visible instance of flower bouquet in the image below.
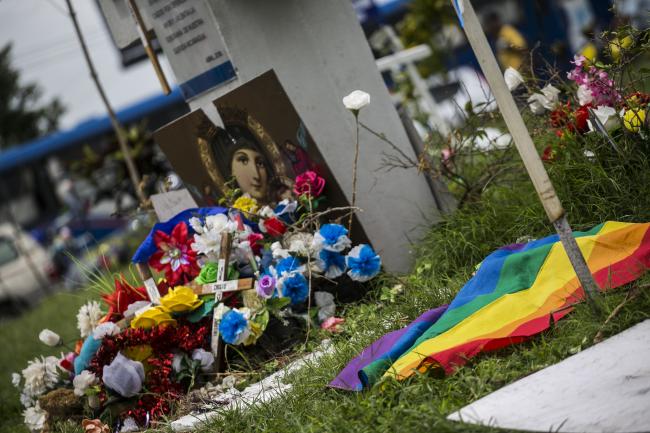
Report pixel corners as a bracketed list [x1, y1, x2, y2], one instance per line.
[14, 170, 381, 432]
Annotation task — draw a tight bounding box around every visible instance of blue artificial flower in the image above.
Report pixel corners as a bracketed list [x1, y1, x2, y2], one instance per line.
[318, 249, 347, 278]
[274, 200, 298, 224]
[219, 310, 250, 345]
[346, 244, 381, 282]
[275, 256, 303, 276]
[314, 224, 351, 252]
[281, 273, 309, 305]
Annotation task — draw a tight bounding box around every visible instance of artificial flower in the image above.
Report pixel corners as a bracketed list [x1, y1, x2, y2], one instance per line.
[282, 273, 309, 305]
[149, 221, 199, 287]
[274, 199, 298, 219]
[274, 256, 304, 278]
[21, 356, 60, 398]
[312, 224, 351, 252]
[12, 372, 21, 388]
[191, 348, 215, 372]
[38, 329, 60, 347]
[271, 242, 290, 259]
[294, 171, 326, 197]
[160, 286, 202, 313]
[73, 370, 98, 397]
[346, 244, 381, 282]
[343, 90, 370, 112]
[172, 353, 184, 373]
[527, 84, 560, 113]
[247, 232, 264, 255]
[195, 262, 219, 284]
[610, 35, 634, 61]
[77, 301, 104, 339]
[190, 214, 237, 259]
[102, 278, 149, 321]
[59, 352, 75, 372]
[213, 303, 231, 321]
[504, 67, 524, 91]
[102, 353, 145, 398]
[256, 274, 276, 299]
[321, 317, 345, 333]
[92, 322, 121, 340]
[232, 195, 259, 214]
[81, 419, 110, 433]
[316, 249, 347, 279]
[219, 309, 251, 345]
[623, 108, 646, 133]
[259, 205, 275, 219]
[130, 306, 176, 329]
[120, 417, 139, 433]
[588, 106, 619, 132]
[287, 232, 315, 256]
[577, 84, 593, 106]
[23, 403, 46, 432]
[260, 217, 286, 237]
[567, 55, 621, 107]
[314, 291, 336, 322]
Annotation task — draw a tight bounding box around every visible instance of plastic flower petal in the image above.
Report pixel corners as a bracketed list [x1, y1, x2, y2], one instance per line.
[294, 171, 325, 197]
[38, 329, 60, 347]
[160, 286, 203, 313]
[504, 67, 523, 92]
[102, 353, 145, 398]
[313, 224, 351, 252]
[149, 221, 199, 287]
[282, 273, 309, 305]
[130, 306, 176, 329]
[232, 195, 258, 214]
[256, 274, 276, 299]
[346, 244, 381, 282]
[73, 370, 98, 397]
[623, 108, 646, 133]
[316, 249, 347, 279]
[219, 309, 251, 345]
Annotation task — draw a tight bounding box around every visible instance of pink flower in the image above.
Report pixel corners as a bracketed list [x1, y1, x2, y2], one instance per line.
[321, 317, 345, 333]
[294, 171, 325, 198]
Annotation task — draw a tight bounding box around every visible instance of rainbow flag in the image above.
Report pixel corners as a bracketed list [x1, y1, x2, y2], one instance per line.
[331, 221, 650, 390]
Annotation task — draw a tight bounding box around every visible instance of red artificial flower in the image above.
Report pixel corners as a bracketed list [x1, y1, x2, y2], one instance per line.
[262, 217, 286, 237]
[551, 101, 591, 135]
[321, 317, 345, 333]
[102, 277, 149, 320]
[574, 104, 590, 133]
[542, 145, 556, 162]
[149, 221, 199, 287]
[247, 233, 264, 255]
[293, 170, 325, 197]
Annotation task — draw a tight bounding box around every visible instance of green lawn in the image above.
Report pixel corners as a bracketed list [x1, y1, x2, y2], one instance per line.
[0, 290, 90, 433]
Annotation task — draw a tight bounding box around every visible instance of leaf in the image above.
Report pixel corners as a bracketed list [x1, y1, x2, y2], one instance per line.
[187, 296, 216, 323]
[266, 297, 291, 312]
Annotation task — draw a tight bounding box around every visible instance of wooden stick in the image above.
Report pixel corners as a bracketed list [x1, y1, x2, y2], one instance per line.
[191, 278, 254, 295]
[126, 0, 171, 95]
[454, 0, 601, 311]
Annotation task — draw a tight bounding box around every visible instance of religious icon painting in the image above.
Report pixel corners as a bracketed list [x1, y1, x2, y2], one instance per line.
[154, 70, 351, 214]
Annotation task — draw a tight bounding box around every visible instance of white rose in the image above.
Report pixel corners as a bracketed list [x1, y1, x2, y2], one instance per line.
[588, 106, 619, 132]
[540, 84, 561, 110]
[271, 241, 290, 259]
[191, 348, 215, 372]
[38, 329, 60, 347]
[259, 206, 275, 219]
[577, 84, 593, 106]
[92, 322, 121, 340]
[527, 93, 546, 114]
[73, 370, 98, 397]
[504, 67, 524, 91]
[342, 90, 370, 112]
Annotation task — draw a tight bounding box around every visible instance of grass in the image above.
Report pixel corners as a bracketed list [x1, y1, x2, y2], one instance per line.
[0, 290, 89, 433]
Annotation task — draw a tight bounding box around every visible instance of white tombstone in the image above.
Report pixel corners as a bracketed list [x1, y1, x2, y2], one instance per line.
[99, 0, 441, 273]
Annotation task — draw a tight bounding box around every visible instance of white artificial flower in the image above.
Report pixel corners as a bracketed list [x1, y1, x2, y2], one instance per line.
[76, 301, 103, 339]
[527, 84, 561, 114]
[275, 199, 298, 217]
[38, 329, 60, 347]
[204, 214, 237, 234]
[583, 149, 596, 160]
[73, 370, 98, 397]
[271, 241, 291, 259]
[237, 307, 252, 320]
[12, 372, 21, 389]
[342, 90, 370, 111]
[588, 106, 619, 132]
[120, 417, 139, 433]
[189, 216, 204, 234]
[124, 301, 151, 319]
[20, 392, 34, 408]
[287, 233, 315, 257]
[92, 322, 121, 340]
[102, 353, 145, 398]
[191, 348, 215, 372]
[213, 303, 231, 321]
[191, 230, 222, 257]
[504, 67, 524, 91]
[21, 356, 60, 398]
[259, 206, 275, 219]
[23, 402, 46, 432]
[577, 84, 593, 106]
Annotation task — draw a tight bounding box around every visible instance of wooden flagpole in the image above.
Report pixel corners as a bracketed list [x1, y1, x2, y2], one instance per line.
[452, 0, 601, 311]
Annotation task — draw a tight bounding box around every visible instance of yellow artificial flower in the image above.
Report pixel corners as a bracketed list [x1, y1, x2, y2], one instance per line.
[623, 109, 646, 133]
[122, 345, 153, 363]
[160, 286, 203, 313]
[232, 195, 259, 214]
[610, 35, 634, 62]
[131, 306, 176, 329]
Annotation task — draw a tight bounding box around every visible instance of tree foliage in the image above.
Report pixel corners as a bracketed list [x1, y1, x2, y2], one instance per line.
[0, 43, 65, 150]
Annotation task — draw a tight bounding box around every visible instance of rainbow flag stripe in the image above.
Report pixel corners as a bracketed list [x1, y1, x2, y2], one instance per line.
[331, 222, 650, 390]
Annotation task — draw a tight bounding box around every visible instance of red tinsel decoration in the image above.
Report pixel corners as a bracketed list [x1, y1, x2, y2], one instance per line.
[87, 318, 211, 424]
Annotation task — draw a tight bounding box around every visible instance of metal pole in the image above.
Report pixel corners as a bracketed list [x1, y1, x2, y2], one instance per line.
[453, 0, 601, 311]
